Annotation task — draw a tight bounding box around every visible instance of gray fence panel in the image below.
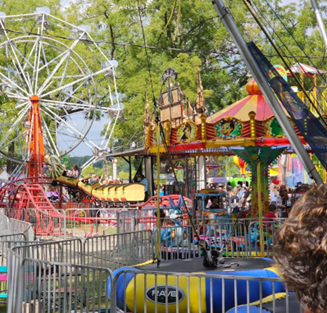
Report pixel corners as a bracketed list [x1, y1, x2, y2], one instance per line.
[84, 230, 154, 270]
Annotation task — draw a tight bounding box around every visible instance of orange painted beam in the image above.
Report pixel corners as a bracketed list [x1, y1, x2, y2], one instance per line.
[28, 95, 45, 178]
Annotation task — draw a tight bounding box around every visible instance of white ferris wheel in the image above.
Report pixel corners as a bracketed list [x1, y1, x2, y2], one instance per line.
[0, 8, 121, 172]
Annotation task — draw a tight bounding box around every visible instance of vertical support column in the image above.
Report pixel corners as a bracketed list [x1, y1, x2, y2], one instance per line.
[104, 160, 109, 177]
[112, 159, 117, 180]
[261, 163, 270, 214]
[129, 156, 132, 183]
[197, 156, 206, 191]
[251, 165, 258, 219]
[28, 95, 45, 178]
[144, 156, 154, 197]
[185, 156, 190, 198]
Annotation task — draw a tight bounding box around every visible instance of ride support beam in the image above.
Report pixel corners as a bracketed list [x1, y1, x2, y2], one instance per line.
[144, 156, 154, 197]
[197, 156, 206, 191]
[28, 95, 45, 178]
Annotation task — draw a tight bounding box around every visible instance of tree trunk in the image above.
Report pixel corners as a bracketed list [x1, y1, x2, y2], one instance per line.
[7, 142, 15, 174]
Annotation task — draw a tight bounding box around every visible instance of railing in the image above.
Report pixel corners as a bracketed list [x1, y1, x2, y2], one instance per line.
[84, 230, 154, 270]
[5, 221, 306, 313]
[7, 249, 112, 313]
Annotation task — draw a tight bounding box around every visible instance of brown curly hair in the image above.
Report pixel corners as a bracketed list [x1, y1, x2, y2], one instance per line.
[274, 184, 327, 313]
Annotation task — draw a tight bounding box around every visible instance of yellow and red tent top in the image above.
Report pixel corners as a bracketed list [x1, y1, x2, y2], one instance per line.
[207, 78, 289, 123]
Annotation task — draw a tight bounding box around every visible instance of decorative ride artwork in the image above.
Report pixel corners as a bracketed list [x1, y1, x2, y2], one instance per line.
[176, 122, 197, 143]
[265, 118, 284, 138]
[215, 117, 242, 139]
[153, 126, 163, 144]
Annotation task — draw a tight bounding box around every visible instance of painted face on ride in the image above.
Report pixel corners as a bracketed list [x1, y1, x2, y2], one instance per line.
[184, 127, 191, 138]
[221, 122, 233, 136]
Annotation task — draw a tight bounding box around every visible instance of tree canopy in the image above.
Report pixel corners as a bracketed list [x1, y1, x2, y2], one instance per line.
[0, 0, 326, 175]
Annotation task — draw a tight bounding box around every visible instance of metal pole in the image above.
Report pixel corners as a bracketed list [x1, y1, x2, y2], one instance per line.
[185, 156, 189, 198]
[129, 156, 132, 183]
[311, 0, 327, 52]
[212, 0, 323, 185]
[155, 121, 161, 261]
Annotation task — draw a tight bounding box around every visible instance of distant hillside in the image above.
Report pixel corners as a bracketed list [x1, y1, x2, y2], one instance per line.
[65, 156, 104, 169]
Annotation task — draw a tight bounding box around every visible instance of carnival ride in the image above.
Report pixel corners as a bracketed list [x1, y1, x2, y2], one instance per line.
[0, 10, 124, 235]
[109, 258, 285, 313]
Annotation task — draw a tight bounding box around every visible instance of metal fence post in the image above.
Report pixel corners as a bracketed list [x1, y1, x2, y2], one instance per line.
[130, 216, 136, 232]
[117, 211, 120, 234]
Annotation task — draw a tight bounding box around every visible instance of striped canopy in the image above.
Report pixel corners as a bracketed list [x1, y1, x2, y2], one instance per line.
[287, 62, 326, 77]
[207, 78, 289, 123]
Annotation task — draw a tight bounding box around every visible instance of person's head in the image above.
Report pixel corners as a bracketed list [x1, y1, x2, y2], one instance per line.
[274, 184, 327, 313]
[73, 164, 79, 171]
[91, 174, 97, 179]
[211, 197, 218, 205]
[268, 204, 277, 213]
[140, 174, 145, 180]
[279, 185, 288, 197]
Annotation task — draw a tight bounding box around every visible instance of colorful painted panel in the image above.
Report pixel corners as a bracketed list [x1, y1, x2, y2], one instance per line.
[153, 128, 163, 144]
[264, 118, 284, 138]
[215, 118, 242, 139]
[176, 122, 197, 143]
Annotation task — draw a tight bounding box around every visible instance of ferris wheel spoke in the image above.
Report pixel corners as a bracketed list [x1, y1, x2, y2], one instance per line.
[6, 103, 30, 124]
[15, 126, 25, 158]
[40, 40, 51, 77]
[33, 37, 43, 95]
[0, 129, 27, 156]
[44, 108, 99, 150]
[33, 15, 47, 94]
[0, 112, 7, 135]
[37, 49, 66, 73]
[21, 38, 38, 72]
[101, 119, 112, 146]
[0, 70, 29, 97]
[40, 66, 108, 99]
[40, 99, 115, 114]
[40, 113, 59, 156]
[42, 105, 87, 140]
[26, 112, 34, 159]
[0, 104, 30, 147]
[40, 99, 97, 111]
[37, 32, 87, 96]
[11, 43, 34, 72]
[4, 40, 33, 95]
[6, 91, 28, 102]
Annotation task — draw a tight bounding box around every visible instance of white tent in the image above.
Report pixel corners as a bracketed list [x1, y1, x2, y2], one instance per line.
[0, 171, 9, 183]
